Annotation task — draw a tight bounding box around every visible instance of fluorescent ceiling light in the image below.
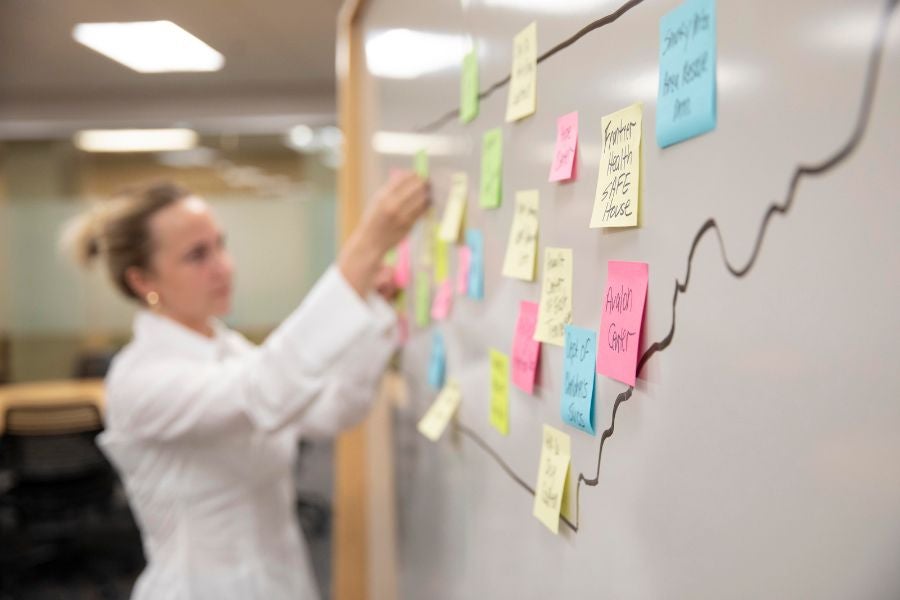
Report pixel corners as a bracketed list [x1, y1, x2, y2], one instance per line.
[371, 131, 467, 156]
[72, 21, 224, 73]
[74, 128, 199, 153]
[366, 29, 467, 79]
[475, 0, 619, 15]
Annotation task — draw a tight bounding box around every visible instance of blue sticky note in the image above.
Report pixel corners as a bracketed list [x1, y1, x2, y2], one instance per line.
[561, 325, 597, 435]
[428, 331, 446, 389]
[466, 229, 484, 300]
[656, 0, 717, 148]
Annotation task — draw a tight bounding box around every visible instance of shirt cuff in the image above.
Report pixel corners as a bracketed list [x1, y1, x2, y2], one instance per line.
[273, 265, 375, 373]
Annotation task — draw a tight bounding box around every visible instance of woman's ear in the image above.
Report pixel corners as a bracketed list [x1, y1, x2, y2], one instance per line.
[125, 265, 154, 301]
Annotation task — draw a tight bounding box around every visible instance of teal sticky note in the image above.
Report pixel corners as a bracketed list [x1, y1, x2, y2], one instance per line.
[561, 325, 597, 435]
[466, 229, 484, 300]
[656, 0, 717, 148]
[428, 331, 446, 389]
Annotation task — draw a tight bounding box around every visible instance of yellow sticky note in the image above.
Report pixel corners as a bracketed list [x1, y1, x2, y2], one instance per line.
[417, 381, 462, 442]
[533, 248, 573, 346]
[501, 190, 539, 281]
[439, 173, 468, 243]
[505, 22, 537, 122]
[488, 349, 510, 435]
[533, 424, 571, 534]
[590, 103, 642, 228]
[434, 238, 449, 283]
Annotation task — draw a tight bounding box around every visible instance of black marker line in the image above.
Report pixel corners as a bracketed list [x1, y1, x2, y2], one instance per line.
[415, 0, 648, 133]
[423, 0, 898, 534]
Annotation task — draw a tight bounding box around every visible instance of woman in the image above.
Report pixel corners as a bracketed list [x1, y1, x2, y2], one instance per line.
[65, 174, 429, 599]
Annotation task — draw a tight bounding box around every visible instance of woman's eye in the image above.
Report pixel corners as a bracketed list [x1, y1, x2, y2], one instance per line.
[187, 247, 208, 262]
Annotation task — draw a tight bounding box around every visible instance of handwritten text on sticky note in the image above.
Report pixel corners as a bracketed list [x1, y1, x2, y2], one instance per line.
[534, 248, 573, 346]
[488, 349, 510, 435]
[591, 103, 642, 228]
[512, 301, 541, 394]
[549, 111, 578, 182]
[597, 261, 649, 386]
[657, 0, 717, 147]
[480, 128, 503, 208]
[460, 48, 479, 123]
[501, 190, 539, 281]
[505, 22, 537, 122]
[533, 424, 571, 534]
[562, 325, 597, 434]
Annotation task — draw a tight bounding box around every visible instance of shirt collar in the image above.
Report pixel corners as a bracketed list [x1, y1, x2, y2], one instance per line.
[133, 310, 228, 361]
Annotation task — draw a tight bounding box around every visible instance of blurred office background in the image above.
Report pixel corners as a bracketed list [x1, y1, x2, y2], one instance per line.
[0, 1, 345, 597]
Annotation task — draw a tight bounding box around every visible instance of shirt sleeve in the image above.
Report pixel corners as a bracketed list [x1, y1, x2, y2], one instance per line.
[106, 266, 380, 441]
[295, 293, 399, 439]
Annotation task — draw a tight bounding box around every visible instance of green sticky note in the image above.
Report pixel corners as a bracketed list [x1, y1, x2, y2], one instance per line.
[480, 128, 503, 208]
[414, 150, 429, 178]
[460, 49, 479, 124]
[415, 274, 430, 327]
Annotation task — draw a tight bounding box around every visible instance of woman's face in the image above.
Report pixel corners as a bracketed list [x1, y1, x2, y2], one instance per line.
[141, 196, 234, 324]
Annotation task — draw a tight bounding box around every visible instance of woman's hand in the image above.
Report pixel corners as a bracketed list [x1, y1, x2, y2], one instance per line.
[373, 265, 400, 303]
[338, 171, 430, 297]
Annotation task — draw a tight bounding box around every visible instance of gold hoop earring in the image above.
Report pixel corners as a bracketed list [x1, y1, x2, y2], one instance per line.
[146, 291, 160, 307]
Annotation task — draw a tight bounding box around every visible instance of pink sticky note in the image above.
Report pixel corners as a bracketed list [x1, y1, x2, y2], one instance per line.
[597, 261, 648, 387]
[456, 246, 471, 295]
[548, 111, 578, 182]
[430, 279, 453, 321]
[393, 238, 411, 288]
[512, 301, 542, 394]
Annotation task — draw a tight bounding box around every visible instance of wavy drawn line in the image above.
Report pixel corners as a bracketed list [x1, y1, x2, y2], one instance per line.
[440, 0, 897, 534]
[415, 0, 647, 133]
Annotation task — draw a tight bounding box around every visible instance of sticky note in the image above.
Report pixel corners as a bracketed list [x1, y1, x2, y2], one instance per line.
[533, 424, 571, 534]
[415, 273, 430, 327]
[466, 229, 484, 300]
[460, 48, 479, 124]
[506, 22, 537, 122]
[418, 212, 435, 267]
[480, 128, 503, 209]
[590, 103, 642, 229]
[501, 190, 539, 281]
[414, 149, 429, 178]
[428, 331, 446, 389]
[512, 301, 541, 394]
[417, 381, 462, 442]
[597, 261, 649, 386]
[487, 349, 510, 435]
[430, 279, 453, 321]
[561, 325, 597, 434]
[549, 111, 578, 182]
[456, 246, 471, 295]
[657, 0, 716, 147]
[534, 248, 573, 346]
[434, 237, 450, 283]
[439, 173, 468, 243]
[393, 238, 411, 288]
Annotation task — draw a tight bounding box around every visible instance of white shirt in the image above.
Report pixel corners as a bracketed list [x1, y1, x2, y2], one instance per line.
[98, 266, 397, 600]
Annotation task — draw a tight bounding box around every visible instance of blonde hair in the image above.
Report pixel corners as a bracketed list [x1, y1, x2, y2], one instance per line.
[61, 181, 191, 302]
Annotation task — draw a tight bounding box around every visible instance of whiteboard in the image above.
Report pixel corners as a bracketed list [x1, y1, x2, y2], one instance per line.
[359, 0, 900, 598]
